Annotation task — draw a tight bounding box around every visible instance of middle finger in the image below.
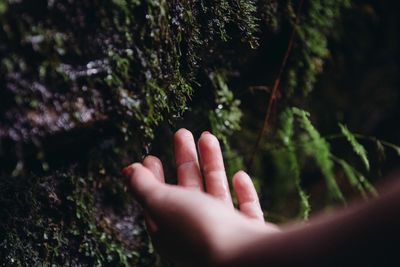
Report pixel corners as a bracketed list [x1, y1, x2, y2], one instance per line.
[198, 132, 233, 208]
[174, 128, 204, 191]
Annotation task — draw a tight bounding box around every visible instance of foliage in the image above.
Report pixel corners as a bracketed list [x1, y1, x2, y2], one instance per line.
[272, 108, 310, 219]
[266, 107, 343, 220]
[208, 71, 243, 179]
[333, 156, 377, 199]
[339, 123, 370, 170]
[292, 107, 344, 203]
[0, 171, 151, 266]
[0, 0, 398, 265]
[261, 106, 388, 220]
[0, 0, 260, 264]
[285, 0, 351, 96]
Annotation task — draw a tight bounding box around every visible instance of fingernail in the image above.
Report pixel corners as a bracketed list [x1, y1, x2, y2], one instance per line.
[202, 131, 211, 136]
[237, 170, 248, 176]
[121, 166, 133, 177]
[121, 163, 140, 177]
[236, 170, 250, 184]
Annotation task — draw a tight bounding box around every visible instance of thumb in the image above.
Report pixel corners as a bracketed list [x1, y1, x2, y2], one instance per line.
[123, 163, 163, 205]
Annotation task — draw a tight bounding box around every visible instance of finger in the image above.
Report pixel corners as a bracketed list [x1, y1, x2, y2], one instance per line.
[198, 132, 233, 208]
[233, 171, 264, 222]
[174, 128, 204, 191]
[124, 163, 160, 237]
[143, 155, 165, 183]
[122, 163, 164, 206]
[144, 211, 158, 234]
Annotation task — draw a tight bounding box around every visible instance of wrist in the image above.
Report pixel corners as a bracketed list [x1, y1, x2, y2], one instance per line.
[207, 221, 280, 267]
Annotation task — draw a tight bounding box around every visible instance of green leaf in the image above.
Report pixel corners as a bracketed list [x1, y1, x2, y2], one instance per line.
[339, 123, 370, 170]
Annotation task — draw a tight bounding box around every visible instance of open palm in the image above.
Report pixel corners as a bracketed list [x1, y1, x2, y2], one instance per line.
[123, 129, 279, 266]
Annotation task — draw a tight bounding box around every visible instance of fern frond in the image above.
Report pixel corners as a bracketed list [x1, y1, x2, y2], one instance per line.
[292, 107, 345, 203]
[376, 139, 400, 156]
[297, 187, 311, 219]
[333, 156, 377, 198]
[339, 123, 370, 170]
[277, 108, 310, 219]
[208, 71, 243, 179]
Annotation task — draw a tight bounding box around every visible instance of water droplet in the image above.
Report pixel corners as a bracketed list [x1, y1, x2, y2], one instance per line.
[125, 48, 133, 56]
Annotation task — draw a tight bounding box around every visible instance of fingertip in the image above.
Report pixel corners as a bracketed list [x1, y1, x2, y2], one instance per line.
[233, 170, 257, 203]
[174, 128, 193, 141]
[198, 133, 223, 174]
[127, 163, 145, 184]
[174, 128, 199, 166]
[233, 170, 251, 188]
[237, 170, 248, 176]
[234, 170, 248, 177]
[143, 155, 165, 182]
[198, 131, 219, 149]
[143, 155, 162, 167]
[174, 128, 194, 150]
[121, 166, 131, 177]
[122, 162, 142, 177]
[201, 130, 211, 136]
[198, 131, 232, 206]
[127, 163, 161, 204]
[233, 171, 263, 221]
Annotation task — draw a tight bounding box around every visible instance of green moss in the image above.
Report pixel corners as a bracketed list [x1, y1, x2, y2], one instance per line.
[0, 170, 152, 266]
[284, 0, 351, 96]
[0, 0, 263, 264]
[0, 0, 370, 264]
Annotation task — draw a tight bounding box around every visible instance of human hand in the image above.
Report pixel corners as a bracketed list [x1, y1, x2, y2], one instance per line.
[123, 129, 279, 267]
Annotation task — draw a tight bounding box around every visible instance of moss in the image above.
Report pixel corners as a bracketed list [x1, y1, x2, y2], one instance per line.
[284, 0, 351, 96]
[0, 0, 262, 264]
[0, 170, 153, 266]
[0, 0, 361, 265]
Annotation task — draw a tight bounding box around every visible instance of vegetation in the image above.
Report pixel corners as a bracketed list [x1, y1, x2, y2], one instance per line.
[0, 0, 399, 265]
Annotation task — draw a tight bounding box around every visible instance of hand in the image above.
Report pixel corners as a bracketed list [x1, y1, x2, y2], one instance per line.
[123, 129, 279, 267]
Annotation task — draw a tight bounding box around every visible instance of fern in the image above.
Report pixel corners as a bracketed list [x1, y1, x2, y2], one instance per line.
[208, 71, 243, 179]
[208, 71, 242, 139]
[297, 188, 311, 219]
[333, 156, 377, 198]
[375, 139, 400, 157]
[339, 123, 370, 170]
[292, 107, 345, 203]
[276, 108, 310, 219]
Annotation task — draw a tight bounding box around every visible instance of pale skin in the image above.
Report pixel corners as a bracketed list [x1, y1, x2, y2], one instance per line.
[123, 129, 400, 267]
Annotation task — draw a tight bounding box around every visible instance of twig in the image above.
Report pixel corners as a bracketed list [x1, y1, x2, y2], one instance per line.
[247, 0, 305, 171]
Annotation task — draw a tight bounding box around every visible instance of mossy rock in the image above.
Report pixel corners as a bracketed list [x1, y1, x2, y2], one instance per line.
[0, 0, 351, 265]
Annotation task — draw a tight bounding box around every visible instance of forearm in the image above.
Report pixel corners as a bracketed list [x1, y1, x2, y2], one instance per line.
[223, 179, 400, 267]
